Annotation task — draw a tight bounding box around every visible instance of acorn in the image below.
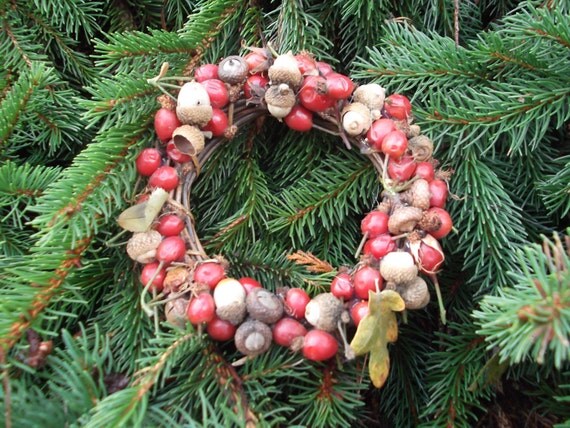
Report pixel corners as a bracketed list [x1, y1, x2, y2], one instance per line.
[395, 277, 430, 310]
[213, 278, 247, 325]
[304, 293, 344, 332]
[218, 55, 248, 84]
[176, 82, 212, 127]
[246, 288, 284, 324]
[408, 135, 434, 162]
[235, 320, 272, 356]
[388, 206, 424, 234]
[353, 83, 386, 119]
[264, 83, 296, 119]
[165, 297, 189, 328]
[268, 51, 302, 88]
[380, 252, 418, 284]
[401, 179, 431, 210]
[341, 102, 372, 136]
[172, 125, 205, 156]
[126, 230, 162, 263]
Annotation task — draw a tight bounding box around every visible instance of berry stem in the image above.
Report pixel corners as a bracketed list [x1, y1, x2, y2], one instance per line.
[354, 232, 369, 259]
[104, 229, 130, 247]
[430, 273, 447, 325]
[140, 260, 165, 317]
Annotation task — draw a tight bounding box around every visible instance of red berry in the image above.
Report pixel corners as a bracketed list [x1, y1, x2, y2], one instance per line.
[200, 79, 229, 109]
[273, 317, 308, 347]
[156, 236, 186, 264]
[429, 179, 448, 208]
[299, 76, 335, 112]
[149, 166, 179, 191]
[353, 266, 383, 300]
[156, 215, 185, 237]
[350, 301, 369, 326]
[418, 236, 445, 274]
[187, 293, 215, 324]
[414, 162, 435, 182]
[284, 105, 313, 132]
[154, 108, 182, 143]
[207, 316, 237, 341]
[140, 262, 166, 291]
[295, 53, 318, 76]
[244, 74, 269, 99]
[202, 108, 228, 137]
[238, 277, 262, 294]
[330, 273, 354, 300]
[428, 207, 453, 239]
[387, 155, 417, 182]
[285, 288, 311, 319]
[316, 61, 334, 76]
[326, 73, 354, 99]
[244, 51, 268, 72]
[361, 211, 389, 238]
[384, 94, 412, 120]
[366, 119, 396, 151]
[136, 148, 162, 177]
[382, 130, 408, 159]
[363, 234, 395, 260]
[302, 330, 338, 361]
[194, 262, 226, 289]
[194, 64, 219, 82]
[166, 141, 192, 164]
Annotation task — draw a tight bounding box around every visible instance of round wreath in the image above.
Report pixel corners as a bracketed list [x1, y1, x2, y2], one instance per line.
[117, 48, 453, 388]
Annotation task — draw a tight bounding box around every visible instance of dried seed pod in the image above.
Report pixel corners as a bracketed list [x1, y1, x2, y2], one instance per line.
[408, 135, 434, 162]
[395, 277, 429, 310]
[246, 288, 284, 324]
[235, 320, 272, 356]
[380, 251, 418, 284]
[388, 206, 424, 234]
[264, 83, 296, 119]
[126, 230, 162, 263]
[218, 55, 248, 84]
[172, 125, 205, 156]
[165, 297, 189, 328]
[176, 82, 213, 126]
[213, 278, 247, 325]
[401, 179, 431, 210]
[407, 124, 421, 138]
[268, 51, 303, 88]
[163, 266, 190, 293]
[353, 83, 385, 116]
[304, 293, 344, 332]
[342, 102, 372, 136]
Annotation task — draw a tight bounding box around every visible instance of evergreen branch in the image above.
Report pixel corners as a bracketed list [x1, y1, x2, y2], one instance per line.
[0, 13, 47, 69]
[539, 155, 570, 217]
[29, 0, 102, 37]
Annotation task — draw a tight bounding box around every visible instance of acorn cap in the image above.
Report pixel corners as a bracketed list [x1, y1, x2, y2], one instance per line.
[126, 230, 162, 263]
[268, 52, 302, 88]
[380, 252, 418, 284]
[235, 320, 272, 356]
[304, 293, 344, 332]
[218, 55, 248, 84]
[408, 135, 434, 162]
[172, 125, 205, 156]
[388, 206, 424, 234]
[341, 102, 372, 136]
[176, 104, 213, 127]
[246, 288, 284, 324]
[353, 84, 386, 111]
[264, 83, 296, 119]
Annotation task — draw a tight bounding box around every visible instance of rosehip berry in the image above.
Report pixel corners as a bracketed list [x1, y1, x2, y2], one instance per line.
[194, 63, 219, 82]
[350, 301, 369, 327]
[299, 76, 335, 112]
[166, 141, 192, 163]
[156, 215, 185, 237]
[203, 108, 228, 137]
[418, 236, 445, 274]
[361, 211, 389, 238]
[295, 53, 318, 75]
[285, 288, 311, 319]
[387, 155, 417, 182]
[238, 277, 262, 294]
[428, 207, 453, 239]
[149, 166, 179, 191]
[244, 74, 269, 99]
[353, 266, 383, 300]
[429, 179, 448, 208]
[382, 130, 408, 159]
[384, 94, 412, 120]
[273, 317, 307, 347]
[207, 316, 237, 341]
[140, 262, 165, 291]
[414, 162, 435, 182]
[330, 273, 354, 300]
[200, 79, 229, 109]
[316, 61, 334, 76]
[136, 148, 162, 177]
[284, 105, 313, 132]
[187, 293, 215, 324]
[363, 234, 395, 260]
[325, 73, 354, 99]
[154, 108, 182, 143]
[156, 236, 186, 264]
[194, 262, 226, 289]
[244, 51, 268, 72]
[367, 119, 396, 151]
[302, 330, 338, 361]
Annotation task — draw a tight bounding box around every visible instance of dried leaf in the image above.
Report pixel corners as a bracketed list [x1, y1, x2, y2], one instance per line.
[117, 188, 168, 232]
[350, 290, 405, 388]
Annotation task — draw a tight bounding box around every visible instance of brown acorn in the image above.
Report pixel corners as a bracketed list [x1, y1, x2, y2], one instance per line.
[235, 320, 272, 356]
[304, 293, 344, 332]
[165, 297, 189, 328]
[176, 81, 213, 127]
[408, 135, 434, 162]
[352, 83, 386, 120]
[246, 288, 284, 324]
[268, 51, 302, 88]
[401, 179, 431, 210]
[388, 206, 424, 234]
[264, 83, 296, 119]
[386, 276, 429, 310]
[341, 102, 372, 136]
[126, 230, 162, 263]
[213, 278, 247, 325]
[218, 55, 248, 84]
[380, 251, 418, 284]
[172, 125, 205, 156]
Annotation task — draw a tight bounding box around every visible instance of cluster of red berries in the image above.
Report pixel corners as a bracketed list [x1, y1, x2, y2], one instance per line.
[125, 47, 454, 363]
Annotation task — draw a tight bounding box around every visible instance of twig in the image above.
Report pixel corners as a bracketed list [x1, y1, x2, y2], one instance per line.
[1, 351, 11, 428]
[454, 0, 460, 46]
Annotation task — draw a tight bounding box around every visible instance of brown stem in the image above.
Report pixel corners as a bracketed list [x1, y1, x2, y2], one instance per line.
[1, 351, 11, 428]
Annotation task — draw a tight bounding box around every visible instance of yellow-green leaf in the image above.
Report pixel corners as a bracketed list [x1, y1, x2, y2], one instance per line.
[117, 188, 168, 232]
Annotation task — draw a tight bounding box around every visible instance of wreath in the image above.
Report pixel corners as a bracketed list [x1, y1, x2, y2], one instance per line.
[117, 48, 453, 388]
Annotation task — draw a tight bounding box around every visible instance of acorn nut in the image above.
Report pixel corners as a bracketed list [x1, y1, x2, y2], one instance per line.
[388, 206, 424, 234]
[268, 51, 303, 88]
[235, 320, 272, 356]
[213, 278, 247, 325]
[126, 230, 162, 263]
[246, 288, 284, 324]
[342, 102, 372, 136]
[393, 277, 430, 310]
[218, 55, 248, 84]
[380, 251, 418, 284]
[264, 83, 296, 119]
[353, 83, 386, 119]
[176, 81, 213, 127]
[304, 293, 344, 332]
